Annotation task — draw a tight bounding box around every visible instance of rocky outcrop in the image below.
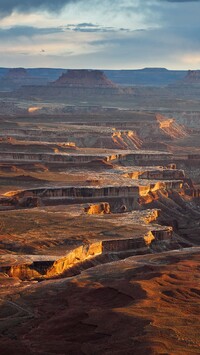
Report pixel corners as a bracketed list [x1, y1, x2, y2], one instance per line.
[102, 232, 156, 252]
[46, 242, 102, 278]
[85, 202, 111, 215]
[0, 151, 120, 164]
[2, 179, 186, 212]
[166, 111, 200, 129]
[140, 188, 200, 244]
[183, 70, 200, 83]
[53, 70, 118, 88]
[112, 130, 142, 149]
[0, 127, 141, 150]
[0, 248, 199, 355]
[0, 150, 174, 165]
[13, 69, 135, 99]
[156, 114, 188, 139]
[0, 242, 102, 280]
[124, 167, 185, 180]
[0, 223, 174, 281]
[4, 186, 140, 209]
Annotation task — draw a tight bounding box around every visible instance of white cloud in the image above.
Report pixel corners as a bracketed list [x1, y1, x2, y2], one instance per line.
[0, 0, 199, 68]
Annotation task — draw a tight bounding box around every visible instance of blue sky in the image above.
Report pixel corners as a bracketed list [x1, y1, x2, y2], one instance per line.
[0, 0, 199, 69]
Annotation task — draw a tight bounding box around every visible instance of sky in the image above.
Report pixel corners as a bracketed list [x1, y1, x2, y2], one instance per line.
[0, 0, 199, 69]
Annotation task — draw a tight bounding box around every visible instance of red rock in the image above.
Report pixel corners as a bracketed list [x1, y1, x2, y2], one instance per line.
[53, 69, 118, 88]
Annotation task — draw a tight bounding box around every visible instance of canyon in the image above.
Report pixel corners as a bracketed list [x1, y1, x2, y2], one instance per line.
[0, 69, 199, 355]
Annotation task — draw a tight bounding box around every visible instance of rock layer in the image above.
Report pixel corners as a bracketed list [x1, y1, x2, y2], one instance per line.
[53, 69, 118, 88]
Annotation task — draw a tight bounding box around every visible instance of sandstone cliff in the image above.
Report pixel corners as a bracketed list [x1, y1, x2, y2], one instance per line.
[53, 69, 118, 88]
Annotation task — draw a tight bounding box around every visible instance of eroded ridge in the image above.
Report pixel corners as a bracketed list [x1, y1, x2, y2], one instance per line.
[0, 108, 199, 355]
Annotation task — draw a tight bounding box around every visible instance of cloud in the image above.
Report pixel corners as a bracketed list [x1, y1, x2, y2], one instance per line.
[0, 0, 148, 19]
[0, 0, 199, 19]
[0, 0, 200, 69]
[86, 22, 200, 69]
[164, 0, 200, 2]
[66, 23, 130, 33]
[0, 26, 64, 38]
[0, 0, 81, 17]
[75, 23, 97, 27]
[0, 24, 129, 40]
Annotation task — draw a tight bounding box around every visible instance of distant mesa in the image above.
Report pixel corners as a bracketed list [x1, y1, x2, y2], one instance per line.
[142, 67, 169, 72]
[169, 69, 200, 89]
[53, 69, 118, 88]
[6, 68, 29, 78]
[183, 70, 200, 83]
[13, 68, 133, 99]
[0, 67, 46, 92]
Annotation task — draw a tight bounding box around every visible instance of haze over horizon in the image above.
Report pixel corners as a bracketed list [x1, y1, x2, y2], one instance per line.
[0, 0, 199, 69]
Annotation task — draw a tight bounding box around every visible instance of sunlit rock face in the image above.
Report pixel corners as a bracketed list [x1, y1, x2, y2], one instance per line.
[28, 106, 42, 113]
[53, 69, 118, 88]
[84, 202, 111, 215]
[0, 84, 200, 355]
